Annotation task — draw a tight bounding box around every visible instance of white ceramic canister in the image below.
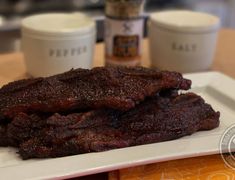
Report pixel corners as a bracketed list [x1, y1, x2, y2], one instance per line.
[22, 13, 96, 77]
[148, 10, 220, 73]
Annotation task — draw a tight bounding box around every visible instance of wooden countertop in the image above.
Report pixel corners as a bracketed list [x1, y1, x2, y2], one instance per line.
[0, 29, 235, 87]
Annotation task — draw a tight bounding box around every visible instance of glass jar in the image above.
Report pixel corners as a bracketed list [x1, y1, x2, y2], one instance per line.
[105, 0, 145, 66]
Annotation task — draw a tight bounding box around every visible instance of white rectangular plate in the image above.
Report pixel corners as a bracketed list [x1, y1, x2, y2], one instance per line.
[0, 72, 235, 180]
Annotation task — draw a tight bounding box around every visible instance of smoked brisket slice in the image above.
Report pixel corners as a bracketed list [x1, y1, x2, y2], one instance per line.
[15, 93, 219, 159]
[0, 67, 191, 121]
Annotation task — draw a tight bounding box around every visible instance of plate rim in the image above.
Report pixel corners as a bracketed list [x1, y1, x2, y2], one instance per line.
[0, 71, 234, 180]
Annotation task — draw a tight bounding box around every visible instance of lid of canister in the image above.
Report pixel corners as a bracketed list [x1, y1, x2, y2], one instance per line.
[22, 13, 95, 37]
[105, 0, 145, 19]
[150, 10, 220, 33]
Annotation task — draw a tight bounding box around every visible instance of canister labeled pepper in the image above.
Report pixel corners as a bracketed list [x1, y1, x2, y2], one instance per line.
[105, 0, 145, 66]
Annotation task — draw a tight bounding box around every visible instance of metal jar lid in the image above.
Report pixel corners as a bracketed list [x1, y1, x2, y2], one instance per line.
[105, 0, 145, 19]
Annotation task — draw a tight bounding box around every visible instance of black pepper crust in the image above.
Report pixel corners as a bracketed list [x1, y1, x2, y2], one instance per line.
[0, 93, 219, 159]
[0, 66, 191, 121]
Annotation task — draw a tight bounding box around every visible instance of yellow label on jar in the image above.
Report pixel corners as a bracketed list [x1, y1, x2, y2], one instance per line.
[105, 17, 144, 66]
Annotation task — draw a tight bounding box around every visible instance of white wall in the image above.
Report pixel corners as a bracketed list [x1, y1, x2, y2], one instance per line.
[228, 0, 235, 28]
[183, 0, 233, 28]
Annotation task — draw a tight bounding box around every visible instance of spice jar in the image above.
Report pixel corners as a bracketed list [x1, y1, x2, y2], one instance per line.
[105, 0, 145, 66]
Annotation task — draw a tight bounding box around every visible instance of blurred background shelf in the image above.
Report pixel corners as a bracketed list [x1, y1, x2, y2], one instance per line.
[0, 0, 234, 53]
